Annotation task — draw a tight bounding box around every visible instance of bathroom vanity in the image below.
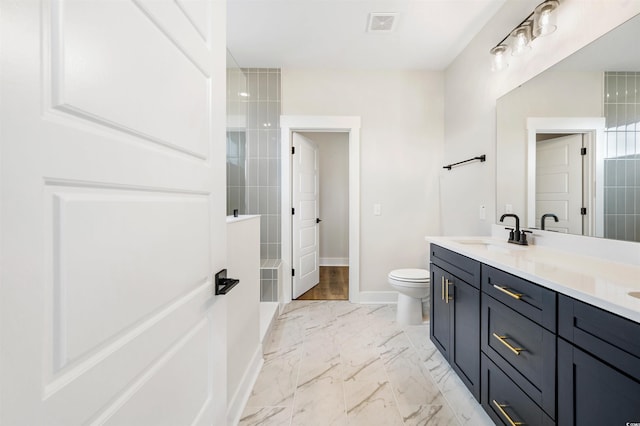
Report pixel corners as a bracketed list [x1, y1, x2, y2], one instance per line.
[427, 236, 640, 426]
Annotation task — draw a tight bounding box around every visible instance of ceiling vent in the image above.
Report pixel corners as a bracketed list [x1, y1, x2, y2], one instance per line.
[367, 13, 398, 33]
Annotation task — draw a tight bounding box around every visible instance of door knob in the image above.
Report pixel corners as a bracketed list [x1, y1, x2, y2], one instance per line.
[316, 218, 322, 223]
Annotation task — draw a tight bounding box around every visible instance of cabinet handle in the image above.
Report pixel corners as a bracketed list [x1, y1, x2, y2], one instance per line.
[492, 400, 524, 426]
[441, 276, 445, 301]
[493, 284, 523, 300]
[445, 278, 452, 303]
[492, 333, 524, 355]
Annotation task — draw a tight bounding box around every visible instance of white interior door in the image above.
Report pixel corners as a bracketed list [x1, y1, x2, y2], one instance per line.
[1, 1, 227, 424]
[292, 133, 320, 299]
[536, 134, 584, 234]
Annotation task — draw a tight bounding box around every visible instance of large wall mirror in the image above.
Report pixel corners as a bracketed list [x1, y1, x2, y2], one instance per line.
[496, 13, 640, 243]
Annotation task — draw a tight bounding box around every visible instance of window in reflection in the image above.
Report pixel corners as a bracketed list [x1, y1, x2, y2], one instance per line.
[603, 71, 640, 242]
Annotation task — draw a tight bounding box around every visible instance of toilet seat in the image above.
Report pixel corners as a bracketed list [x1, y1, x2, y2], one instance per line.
[388, 268, 429, 283]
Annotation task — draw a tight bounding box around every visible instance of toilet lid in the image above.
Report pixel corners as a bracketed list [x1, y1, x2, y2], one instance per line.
[389, 268, 430, 282]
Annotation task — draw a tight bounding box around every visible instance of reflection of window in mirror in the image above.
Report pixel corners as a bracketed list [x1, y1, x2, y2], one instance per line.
[603, 72, 640, 243]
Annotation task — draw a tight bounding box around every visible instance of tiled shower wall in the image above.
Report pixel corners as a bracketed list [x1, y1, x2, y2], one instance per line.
[226, 64, 281, 302]
[242, 68, 282, 260]
[603, 72, 640, 242]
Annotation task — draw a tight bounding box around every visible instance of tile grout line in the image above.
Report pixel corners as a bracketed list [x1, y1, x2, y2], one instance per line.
[411, 326, 465, 426]
[382, 327, 409, 425]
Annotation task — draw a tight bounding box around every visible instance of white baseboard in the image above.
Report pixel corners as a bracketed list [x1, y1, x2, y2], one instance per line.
[259, 302, 279, 343]
[319, 257, 349, 266]
[227, 345, 264, 426]
[357, 291, 398, 304]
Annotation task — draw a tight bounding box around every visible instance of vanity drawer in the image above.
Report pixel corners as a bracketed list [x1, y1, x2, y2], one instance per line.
[558, 294, 640, 381]
[481, 354, 555, 426]
[482, 264, 556, 331]
[482, 295, 556, 418]
[430, 244, 480, 288]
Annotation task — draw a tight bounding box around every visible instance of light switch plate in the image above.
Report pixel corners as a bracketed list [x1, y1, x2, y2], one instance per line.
[373, 203, 381, 216]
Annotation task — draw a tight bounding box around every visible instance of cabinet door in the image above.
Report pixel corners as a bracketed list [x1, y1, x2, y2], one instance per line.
[430, 265, 451, 358]
[451, 277, 480, 400]
[558, 338, 640, 426]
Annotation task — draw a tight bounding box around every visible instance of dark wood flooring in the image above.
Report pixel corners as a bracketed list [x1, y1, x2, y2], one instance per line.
[297, 266, 349, 300]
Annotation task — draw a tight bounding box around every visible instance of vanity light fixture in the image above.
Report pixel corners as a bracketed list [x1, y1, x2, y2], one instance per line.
[490, 44, 509, 71]
[489, 0, 560, 71]
[510, 22, 533, 56]
[533, 0, 559, 37]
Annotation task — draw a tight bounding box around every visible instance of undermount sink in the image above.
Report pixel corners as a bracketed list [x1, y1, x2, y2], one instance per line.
[451, 239, 527, 253]
[452, 239, 497, 246]
[629, 292, 640, 299]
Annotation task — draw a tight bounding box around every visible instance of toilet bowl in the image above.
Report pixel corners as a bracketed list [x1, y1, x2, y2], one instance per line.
[388, 269, 430, 325]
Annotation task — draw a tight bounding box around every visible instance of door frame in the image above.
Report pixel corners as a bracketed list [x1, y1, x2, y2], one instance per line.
[526, 117, 606, 237]
[280, 115, 360, 306]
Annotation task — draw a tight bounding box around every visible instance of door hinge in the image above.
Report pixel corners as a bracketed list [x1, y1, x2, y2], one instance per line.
[292, 268, 295, 277]
[292, 146, 295, 155]
[292, 207, 295, 215]
[581, 207, 587, 215]
[581, 147, 587, 155]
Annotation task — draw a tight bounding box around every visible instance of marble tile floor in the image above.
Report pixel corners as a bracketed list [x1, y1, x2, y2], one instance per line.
[239, 301, 494, 426]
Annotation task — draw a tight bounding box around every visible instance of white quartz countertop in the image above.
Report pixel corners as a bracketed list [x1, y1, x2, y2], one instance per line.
[426, 236, 640, 324]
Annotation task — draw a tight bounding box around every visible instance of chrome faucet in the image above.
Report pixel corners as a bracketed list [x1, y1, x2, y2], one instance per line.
[541, 213, 559, 231]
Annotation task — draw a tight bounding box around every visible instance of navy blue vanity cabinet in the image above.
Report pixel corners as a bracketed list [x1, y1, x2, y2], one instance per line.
[557, 295, 640, 425]
[480, 265, 557, 424]
[430, 244, 481, 400]
[481, 354, 555, 426]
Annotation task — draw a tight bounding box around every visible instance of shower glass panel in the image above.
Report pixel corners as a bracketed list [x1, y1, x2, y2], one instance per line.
[226, 50, 248, 216]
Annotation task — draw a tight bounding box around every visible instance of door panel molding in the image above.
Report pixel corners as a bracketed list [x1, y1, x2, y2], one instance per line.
[50, 0, 210, 159]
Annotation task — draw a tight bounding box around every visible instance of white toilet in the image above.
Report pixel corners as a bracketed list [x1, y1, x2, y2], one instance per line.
[388, 268, 430, 325]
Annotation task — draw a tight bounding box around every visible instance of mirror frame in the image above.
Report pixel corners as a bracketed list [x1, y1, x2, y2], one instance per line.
[526, 117, 606, 234]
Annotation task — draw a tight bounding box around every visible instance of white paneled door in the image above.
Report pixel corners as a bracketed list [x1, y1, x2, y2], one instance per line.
[0, 1, 227, 424]
[292, 133, 320, 299]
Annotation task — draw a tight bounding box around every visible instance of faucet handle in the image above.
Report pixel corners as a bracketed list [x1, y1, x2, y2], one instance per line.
[504, 227, 515, 242]
[519, 230, 532, 245]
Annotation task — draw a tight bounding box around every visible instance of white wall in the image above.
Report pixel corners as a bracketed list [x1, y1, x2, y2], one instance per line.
[226, 216, 261, 423]
[283, 69, 444, 292]
[442, 0, 640, 236]
[496, 70, 602, 220]
[302, 132, 349, 265]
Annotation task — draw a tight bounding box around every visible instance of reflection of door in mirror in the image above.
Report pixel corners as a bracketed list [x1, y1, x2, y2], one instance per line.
[525, 117, 604, 237]
[536, 134, 585, 234]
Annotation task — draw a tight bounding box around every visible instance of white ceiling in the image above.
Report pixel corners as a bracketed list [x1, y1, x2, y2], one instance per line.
[227, 0, 507, 70]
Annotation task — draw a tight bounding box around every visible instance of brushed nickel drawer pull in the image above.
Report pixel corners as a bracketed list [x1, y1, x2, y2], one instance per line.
[493, 284, 523, 300]
[445, 278, 452, 304]
[492, 400, 524, 426]
[492, 333, 524, 355]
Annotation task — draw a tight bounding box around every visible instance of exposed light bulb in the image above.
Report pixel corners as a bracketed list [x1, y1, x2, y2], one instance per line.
[511, 24, 532, 56]
[533, 0, 559, 37]
[490, 45, 509, 72]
